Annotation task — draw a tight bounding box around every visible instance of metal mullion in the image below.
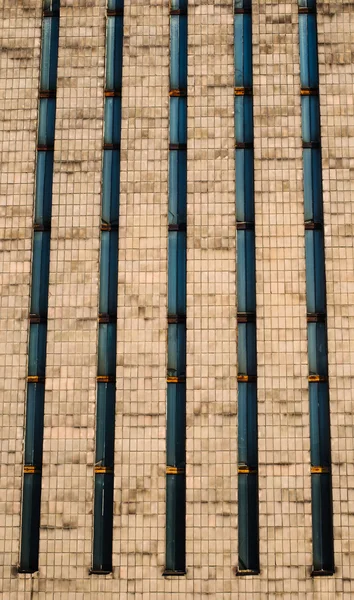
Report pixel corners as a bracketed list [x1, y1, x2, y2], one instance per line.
[19, 0, 60, 574]
[297, 0, 334, 575]
[234, 0, 259, 575]
[164, 5, 187, 577]
[91, 1, 124, 576]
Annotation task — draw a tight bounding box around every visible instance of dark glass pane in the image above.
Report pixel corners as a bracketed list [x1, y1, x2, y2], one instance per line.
[166, 383, 186, 467]
[170, 16, 187, 91]
[99, 230, 119, 315]
[234, 14, 252, 88]
[92, 474, 114, 573]
[20, 473, 42, 573]
[96, 383, 116, 466]
[311, 474, 334, 573]
[165, 474, 186, 572]
[235, 149, 254, 223]
[168, 231, 186, 315]
[24, 383, 45, 466]
[169, 151, 187, 225]
[237, 229, 256, 313]
[40, 16, 59, 91]
[102, 150, 120, 226]
[106, 16, 123, 91]
[238, 382, 258, 468]
[238, 474, 259, 572]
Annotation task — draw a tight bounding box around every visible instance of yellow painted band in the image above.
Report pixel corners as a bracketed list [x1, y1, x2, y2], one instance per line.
[166, 466, 185, 475]
[24, 466, 41, 474]
[94, 466, 114, 474]
[169, 90, 186, 97]
[27, 376, 44, 383]
[167, 376, 185, 383]
[96, 375, 115, 383]
[238, 467, 257, 475]
[300, 88, 318, 96]
[237, 375, 256, 383]
[311, 466, 330, 474]
[234, 88, 251, 96]
[308, 375, 327, 382]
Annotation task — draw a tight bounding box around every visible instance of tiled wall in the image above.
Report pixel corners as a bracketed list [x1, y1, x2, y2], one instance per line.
[318, 0, 354, 595]
[0, 0, 354, 597]
[253, 0, 311, 593]
[187, 0, 237, 593]
[40, 0, 105, 590]
[0, 1, 42, 597]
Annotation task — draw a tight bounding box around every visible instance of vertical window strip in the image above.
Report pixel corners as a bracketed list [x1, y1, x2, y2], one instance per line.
[19, 0, 59, 574]
[164, 0, 187, 577]
[298, 0, 334, 576]
[234, 0, 260, 575]
[91, 0, 124, 575]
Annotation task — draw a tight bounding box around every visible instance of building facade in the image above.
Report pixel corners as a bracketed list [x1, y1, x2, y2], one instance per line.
[1, 0, 354, 597]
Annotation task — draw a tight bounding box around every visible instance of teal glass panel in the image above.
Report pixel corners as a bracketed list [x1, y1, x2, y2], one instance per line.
[166, 383, 186, 467]
[168, 231, 186, 315]
[235, 96, 253, 144]
[234, 14, 252, 88]
[238, 322, 257, 377]
[165, 474, 186, 572]
[28, 323, 47, 378]
[97, 324, 117, 377]
[298, 14, 319, 89]
[40, 16, 59, 91]
[303, 148, 323, 222]
[106, 16, 123, 90]
[299, 0, 316, 7]
[38, 98, 56, 147]
[35, 151, 54, 226]
[99, 230, 118, 315]
[96, 383, 115, 466]
[308, 322, 328, 377]
[170, 0, 187, 9]
[309, 383, 331, 467]
[170, 16, 187, 91]
[104, 97, 122, 145]
[301, 96, 320, 144]
[108, 0, 124, 9]
[92, 473, 114, 572]
[238, 473, 259, 573]
[235, 0, 252, 8]
[30, 231, 50, 316]
[311, 473, 334, 573]
[238, 382, 257, 468]
[168, 151, 187, 224]
[167, 324, 186, 378]
[235, 149, 254, 223]
[237, 229, 256, 313]
[170, 97, 187, 145]
[102, 150, 120, 226]
[24, 383, 45, 466]
[305, 229, 326, 314]
[20, 473, 42, 573]
[43, 0, 60, 11]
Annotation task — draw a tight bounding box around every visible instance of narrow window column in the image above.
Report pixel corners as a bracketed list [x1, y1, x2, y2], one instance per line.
[163, 0, 187, 576]
[298, 0, 334, 576]
[234, 0, 260, 575]
[91, 0, 124, 575]
[19, 0, 60, 574]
